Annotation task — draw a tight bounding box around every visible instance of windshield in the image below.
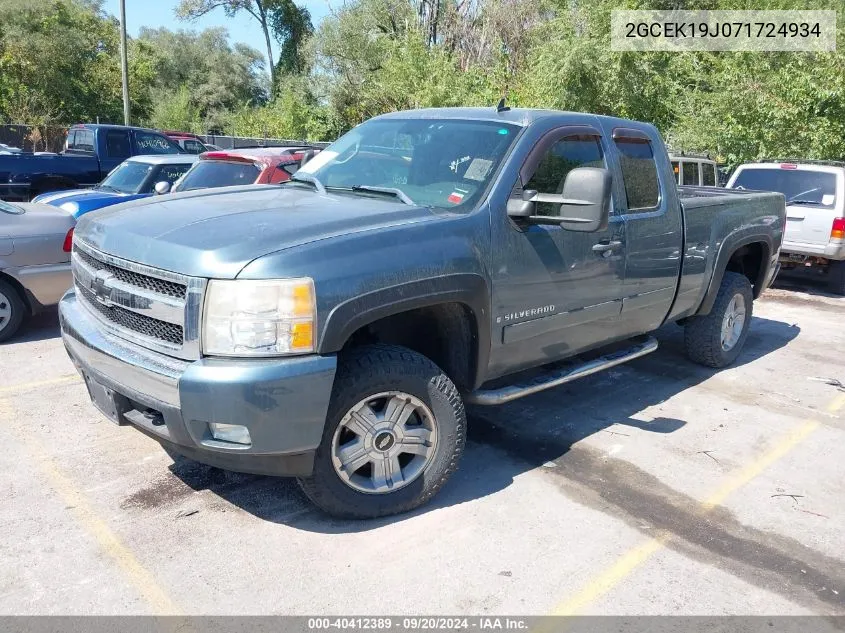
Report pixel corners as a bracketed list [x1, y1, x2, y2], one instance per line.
[297, 118, 521, 210]
[731, 168, 837, 208]
[174, 160, 261, 192]
[0, 200, 24, 214]
[100, 161, 154, 194]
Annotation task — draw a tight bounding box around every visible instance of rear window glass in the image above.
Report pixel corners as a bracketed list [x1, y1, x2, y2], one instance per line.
[702, 163, 716, 186]
[174, 160, 260, 191]
[614, 138, 660, 210]
[68, 129, 95, 153]
[731, 168, 837, 208]
[671, 161, 680, 184]
[682, 162, 699, 186]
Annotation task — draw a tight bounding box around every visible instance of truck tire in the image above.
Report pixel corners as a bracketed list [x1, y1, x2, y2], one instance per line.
[684, 272, 753, 368]
[298, 344, 466, 518]
[0, 279, 26, 343]
[827, 260, 845, 295]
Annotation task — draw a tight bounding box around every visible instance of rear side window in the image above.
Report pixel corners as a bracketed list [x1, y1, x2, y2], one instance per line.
[682, 161, 699, 186]
[614, 138, 660, 211]
[133, 131, 182, 155]
[525, 134, 605, 217]
[68, 129, 95, 153]
[731, 168, 837, 208]
[183, 140, 205, 154]
[105, 130, 131, 159]
[175, 160, 260, 191]
[702, 163, 716, 186]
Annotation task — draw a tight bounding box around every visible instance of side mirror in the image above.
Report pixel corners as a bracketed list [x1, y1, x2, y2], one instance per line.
[154, 181, 171, 195]
[506, 189, 538, 218]
[508, 167, 611, 232]
[556, 167, 611, 232]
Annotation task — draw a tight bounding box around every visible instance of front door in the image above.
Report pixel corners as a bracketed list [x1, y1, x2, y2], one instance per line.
[488, 126, 627, 379]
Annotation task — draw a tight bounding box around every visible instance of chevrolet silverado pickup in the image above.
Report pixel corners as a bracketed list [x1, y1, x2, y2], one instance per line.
[0, 124, 184, 202]
[59, 107, 785, 518]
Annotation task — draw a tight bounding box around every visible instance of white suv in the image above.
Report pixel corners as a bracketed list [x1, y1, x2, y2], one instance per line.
[727, 160, 845, 294]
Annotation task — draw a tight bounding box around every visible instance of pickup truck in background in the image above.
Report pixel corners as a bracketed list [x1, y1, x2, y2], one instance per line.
[0, 124, 185, 202]
[727, 160, 845, 294]
[59, 107, 785, 518]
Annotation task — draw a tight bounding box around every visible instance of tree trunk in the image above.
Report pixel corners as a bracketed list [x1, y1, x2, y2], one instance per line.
[257, 2, 277, 95]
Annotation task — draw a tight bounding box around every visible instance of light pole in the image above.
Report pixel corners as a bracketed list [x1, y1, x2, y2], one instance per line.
[119, 0, 130, 126]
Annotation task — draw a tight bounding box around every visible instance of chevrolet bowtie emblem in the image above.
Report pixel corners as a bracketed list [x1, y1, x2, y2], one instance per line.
[91, 270, 115, 306]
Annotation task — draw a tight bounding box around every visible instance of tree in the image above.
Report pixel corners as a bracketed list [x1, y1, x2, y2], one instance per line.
[269, 0, 313, 75]
[176, 0, 280, 89]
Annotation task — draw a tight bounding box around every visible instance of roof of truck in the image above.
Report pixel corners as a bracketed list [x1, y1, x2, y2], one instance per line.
[374, 107, 655, 130]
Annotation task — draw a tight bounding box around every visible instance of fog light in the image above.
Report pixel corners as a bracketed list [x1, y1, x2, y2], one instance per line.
[208, 423, 251, 445]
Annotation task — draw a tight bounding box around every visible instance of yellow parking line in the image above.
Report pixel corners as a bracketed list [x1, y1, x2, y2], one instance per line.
[549, 394, 845, 616]
[0, 374, 81, 395]
[1, 396, 181, 615]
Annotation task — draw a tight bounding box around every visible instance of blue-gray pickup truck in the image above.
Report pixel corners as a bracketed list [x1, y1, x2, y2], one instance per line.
[0, 124, 184, 202]
[59, 107, 785, 518]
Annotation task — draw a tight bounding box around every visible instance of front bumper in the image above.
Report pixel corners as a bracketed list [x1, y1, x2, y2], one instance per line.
[59, 288, 337, 477]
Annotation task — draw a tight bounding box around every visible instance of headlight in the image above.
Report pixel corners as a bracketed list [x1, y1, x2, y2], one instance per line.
[202, 278, 316, 356]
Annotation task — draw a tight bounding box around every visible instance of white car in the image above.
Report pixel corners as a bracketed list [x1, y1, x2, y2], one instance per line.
[727, 160, 845, 294]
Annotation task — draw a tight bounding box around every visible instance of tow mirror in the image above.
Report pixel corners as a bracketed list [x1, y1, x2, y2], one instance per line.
[506, 189, 538, 218]
[154, 181, 171, 195]
[508, 167, 611, 232]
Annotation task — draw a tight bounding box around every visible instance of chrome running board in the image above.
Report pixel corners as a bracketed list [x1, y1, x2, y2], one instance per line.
[465, 336, 658, 405]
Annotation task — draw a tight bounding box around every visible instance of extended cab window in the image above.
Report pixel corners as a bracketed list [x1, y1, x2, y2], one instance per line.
[614, 138, 660, 211]
[682, 161, 699, 186]
[106, 130, 131, 159]
[133, 131, 181, 155]
[702, 163, 716, 186]
[525, 134, 605, 217]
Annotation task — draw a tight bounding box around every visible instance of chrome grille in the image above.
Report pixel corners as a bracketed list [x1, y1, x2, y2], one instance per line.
[71, 241, 206, 359]
[74, 247, 186, 299]
[78, 284, 184, 344]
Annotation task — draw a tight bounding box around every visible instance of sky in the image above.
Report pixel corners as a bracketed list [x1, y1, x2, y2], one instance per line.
[102, 0, 333, 55]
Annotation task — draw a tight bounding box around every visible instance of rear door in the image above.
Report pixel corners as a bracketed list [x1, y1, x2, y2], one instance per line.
[728, 164, 843, 253]
[604, 125, 683, 335]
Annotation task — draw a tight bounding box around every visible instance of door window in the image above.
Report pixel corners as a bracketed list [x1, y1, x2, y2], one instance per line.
[702, 163, 716, 186]
[524, 134, 605, 217]
[105, 131, 131, 160]
[682, 161, 699, 186]
[614, 138, 660, 211]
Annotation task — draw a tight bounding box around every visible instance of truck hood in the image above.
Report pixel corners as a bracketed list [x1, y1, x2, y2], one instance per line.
[33, 188, 148, 218]
[75, 185, 441, 278]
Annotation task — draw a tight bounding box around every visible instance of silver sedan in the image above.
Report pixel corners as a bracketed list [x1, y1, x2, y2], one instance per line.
[0, 200, 75, 341]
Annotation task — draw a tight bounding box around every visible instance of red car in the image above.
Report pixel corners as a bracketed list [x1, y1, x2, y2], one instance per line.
[168, 146, 319, 193]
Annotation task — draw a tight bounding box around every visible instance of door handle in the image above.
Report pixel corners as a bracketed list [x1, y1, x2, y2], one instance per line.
[592, 240, 622, 253]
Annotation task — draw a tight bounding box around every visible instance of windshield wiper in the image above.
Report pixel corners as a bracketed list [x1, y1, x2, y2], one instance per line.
[787, 199, 825, 205]
[350, 185, 415, 206]
[289, 172, 326, 194]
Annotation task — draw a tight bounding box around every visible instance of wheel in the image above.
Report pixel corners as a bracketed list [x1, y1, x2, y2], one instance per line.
[298, 344, 466, 518]
[684, 272, 753, 368]
[827, 260, 845, 295]
[0, 279, 26, 343]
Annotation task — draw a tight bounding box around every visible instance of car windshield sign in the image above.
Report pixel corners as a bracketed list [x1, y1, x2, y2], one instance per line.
[732, 168, 837, 209]
[296, 118, 521, 210]
[0, 200, 24, 214]
[100, 161, 154, 194]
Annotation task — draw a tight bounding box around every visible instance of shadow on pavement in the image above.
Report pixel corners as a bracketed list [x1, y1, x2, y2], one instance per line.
[164, 315, 800, 534]
[5, 308, 61, 344]
[773, 267, 842, 299]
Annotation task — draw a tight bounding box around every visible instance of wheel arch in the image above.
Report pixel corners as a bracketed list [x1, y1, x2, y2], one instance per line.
[697, 234, 772, 316]
[318, 274, 490, 391]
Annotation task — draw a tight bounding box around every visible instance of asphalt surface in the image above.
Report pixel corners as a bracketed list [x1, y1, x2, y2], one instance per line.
[1, 271, 843, 616]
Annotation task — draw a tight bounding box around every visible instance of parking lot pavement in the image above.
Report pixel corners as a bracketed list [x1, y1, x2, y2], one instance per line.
[1, 276, 843, 616]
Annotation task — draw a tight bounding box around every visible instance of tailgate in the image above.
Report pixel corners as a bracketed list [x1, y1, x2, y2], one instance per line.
[784, 204, 838, 247]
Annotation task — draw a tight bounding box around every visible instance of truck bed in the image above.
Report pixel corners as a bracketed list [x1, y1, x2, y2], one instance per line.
[670, 186, 786, 321]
